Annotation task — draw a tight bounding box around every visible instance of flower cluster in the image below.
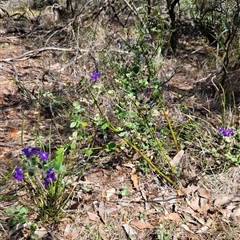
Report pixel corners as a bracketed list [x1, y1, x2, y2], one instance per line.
[13, 146, 56, 188]
[219, 128, 234, 137]
[22, 146, 49, 162]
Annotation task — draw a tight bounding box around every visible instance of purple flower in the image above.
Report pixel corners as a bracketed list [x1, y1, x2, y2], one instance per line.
[156, 132, 161, 138]
[146, 101, 153, 107]
[91, 71, 100, 81]
[43, 168, 56, 187]
[146, 36, 152, 44]
[140, 56, 145, 63]
[46, 168, 55, 181]
[31, 148, 39, 155]
[43, 178, 51, 187]
[145, 88, 151, 94]
[22, 146, 32, 158]
[39, 151, 49, 162]
[117, 39, 123, 48]
[219, 128, 234, 137]
[13, 167, 23, 181]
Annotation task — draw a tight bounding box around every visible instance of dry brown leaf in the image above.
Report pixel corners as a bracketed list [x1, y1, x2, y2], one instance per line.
[122, 224, 137, 240]
[34, 227, 48, 238]
[130, 219, 154, 230]
[99, 223, 109, 240]
[105, 188, 116, 201]
[198, 197, 210, 213]
[214, 195, 234, 206]
[198, 188, 210, 199]
[98, 201, 106, 224]
[170, 149, 184, 167]
[230, 206, 240, 222]
[163, 212, 181, 224]
[196, 218, 213, 233]
[87, 212, 100, 222]
[65, 232, 79, 239]
[132, 152, 141, 161]
[186, 195, 200, 211]
[131, 173, 139, 191]
[181, 224, 194, 233]
[10, 128, 18, 139]
[181, 184, 199, 195]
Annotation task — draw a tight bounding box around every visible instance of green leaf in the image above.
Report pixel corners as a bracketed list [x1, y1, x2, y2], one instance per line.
[129, 110, 137, 117]
[19, 207, 28, 215]
[118, 131, 126, 137]
[118, 111, 128, 119]
[70, 122, 77, 128]
[58, 164, 66, 174]
[106, 142, 117, 152]
[85, 149, 93, 157]
[101, 122, 109, 130]
[80, 121, 88, 127]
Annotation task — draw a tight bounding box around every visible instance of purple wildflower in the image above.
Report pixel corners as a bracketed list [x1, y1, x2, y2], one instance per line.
[145, 88, 151, 95]
[46, 168, 55, 181]
[140, 56, 145, 63]
[156, 132, 161, 138]
[91, 71, 100, 81]
[219, 128, 234, 137]
[43, 168, 56, 187]
[39, 151, 49, 162]
[22, 146, 32, 158]
[13, 167, 23, 181]
[117, 39, 123, 48]
[146, 101, 153, 107]
[43, 178, 51, 187]
[146, 36, 152, 44]
[31, 148, 39, 155]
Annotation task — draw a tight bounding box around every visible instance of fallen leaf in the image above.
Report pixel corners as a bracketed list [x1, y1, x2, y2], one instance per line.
[186, 195, 200, 211]
[132, 152, 141, 161]
[196, 218, 213, 233]
[34, 227, 48, 238]
[170, 149, 184, 167]
[10, 128, 18, 139]
[99, 223, 109, 240]
[214, 195, 234, 206]
[198, 188, 210, 199]
[130, 219, 154, 230]
[230, 206, 240, 222]
[87, 212, 100, 222]
[98, 201, 106, 224]
[105, 188, 116, 201]
[181, 224, 194, 233]
[164, 213, 181, 224]
[198, 197, 210, 213]
[122, 224, 137, 240]
[181, 184, 199, 196]
[131, 173, 139, 191]
[65, 232, 79, 239]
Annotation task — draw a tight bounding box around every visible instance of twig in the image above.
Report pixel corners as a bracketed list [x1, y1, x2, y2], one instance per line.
[0, 47, 84, 62]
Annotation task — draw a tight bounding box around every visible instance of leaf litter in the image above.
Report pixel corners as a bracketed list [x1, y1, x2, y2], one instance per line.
[0, 9, 240, 240]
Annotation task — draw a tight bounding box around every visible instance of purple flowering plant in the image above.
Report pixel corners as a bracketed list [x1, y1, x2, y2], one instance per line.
[13, 146, 68, 220]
